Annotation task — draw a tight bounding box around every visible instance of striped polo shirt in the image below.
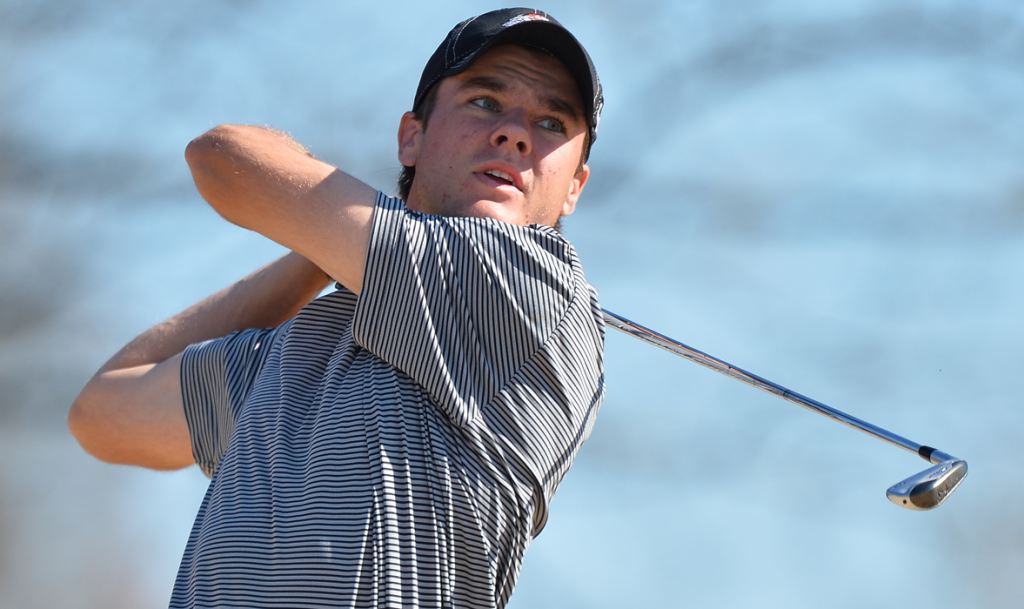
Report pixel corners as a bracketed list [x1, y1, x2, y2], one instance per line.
[171, 193, 605, 609]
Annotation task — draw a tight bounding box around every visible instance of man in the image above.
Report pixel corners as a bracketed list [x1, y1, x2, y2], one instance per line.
[69, 8, 605, 609]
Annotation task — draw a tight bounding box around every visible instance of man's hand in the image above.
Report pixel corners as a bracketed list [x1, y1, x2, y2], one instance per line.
[184, 125, 377, 294]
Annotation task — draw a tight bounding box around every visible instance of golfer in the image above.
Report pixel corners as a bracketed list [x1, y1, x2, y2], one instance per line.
[69, 8, 605, 608]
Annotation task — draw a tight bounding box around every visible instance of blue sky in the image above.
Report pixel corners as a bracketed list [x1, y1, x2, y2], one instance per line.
[2, 1, 1022, 607]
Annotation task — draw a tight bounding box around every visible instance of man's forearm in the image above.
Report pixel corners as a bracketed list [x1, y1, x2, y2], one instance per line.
[97, 251, 331, 374]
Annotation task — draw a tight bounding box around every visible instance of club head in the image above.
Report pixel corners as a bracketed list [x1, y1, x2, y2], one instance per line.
[886, 460, 967, 511]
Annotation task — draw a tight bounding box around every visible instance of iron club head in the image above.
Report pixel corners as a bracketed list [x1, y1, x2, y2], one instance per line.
[886, 460, 968, 511]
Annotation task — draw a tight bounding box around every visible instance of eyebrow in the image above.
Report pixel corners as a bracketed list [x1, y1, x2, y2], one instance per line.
[459, 76, 583, 122]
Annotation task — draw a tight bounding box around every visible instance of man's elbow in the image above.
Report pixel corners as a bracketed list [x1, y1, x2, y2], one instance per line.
[184, 125, 233, 170]
[184, 125, 246, 222]
[67, 385, 120, 464]
[68, 366, 196, 470]
[67, 383, 155, 468]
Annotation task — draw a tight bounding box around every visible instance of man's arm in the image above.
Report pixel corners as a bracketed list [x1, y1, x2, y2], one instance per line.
[184, 125, 378, 294]
[68, 252, 332, 469]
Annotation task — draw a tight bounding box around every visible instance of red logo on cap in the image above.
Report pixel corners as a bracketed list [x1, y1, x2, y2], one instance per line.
[502, 14, 550, 27]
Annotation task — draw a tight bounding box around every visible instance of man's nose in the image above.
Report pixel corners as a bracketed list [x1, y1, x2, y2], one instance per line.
[490, 110, 531, 155]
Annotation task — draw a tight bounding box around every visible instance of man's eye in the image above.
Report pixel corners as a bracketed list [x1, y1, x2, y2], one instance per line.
[538, 118, 564, 133]
[471, 98, 499, 111]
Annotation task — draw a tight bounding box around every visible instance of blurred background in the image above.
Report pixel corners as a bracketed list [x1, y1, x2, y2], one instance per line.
[2, 0, 1022, 607]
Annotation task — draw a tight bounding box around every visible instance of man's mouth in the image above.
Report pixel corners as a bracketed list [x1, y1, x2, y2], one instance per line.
[483, 169, 517, 188]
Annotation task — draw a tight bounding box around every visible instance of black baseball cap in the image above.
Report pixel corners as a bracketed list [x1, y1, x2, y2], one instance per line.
[413, 8, 603, 159]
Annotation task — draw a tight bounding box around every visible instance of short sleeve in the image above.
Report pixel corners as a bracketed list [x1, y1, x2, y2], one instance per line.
[353, 193, 580, 429]
[180, 325, 286, 477]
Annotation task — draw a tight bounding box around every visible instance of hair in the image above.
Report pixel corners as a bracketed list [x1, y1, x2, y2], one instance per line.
[396, 76, 592, 231]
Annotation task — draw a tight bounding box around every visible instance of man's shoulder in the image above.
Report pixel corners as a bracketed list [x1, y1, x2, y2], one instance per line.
[374, 192, 581, 268]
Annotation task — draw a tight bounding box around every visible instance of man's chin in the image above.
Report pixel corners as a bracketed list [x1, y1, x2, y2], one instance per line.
[406, 192, 547, 226]
[437, 199, 525, 225]
[464, 200, 533, 225]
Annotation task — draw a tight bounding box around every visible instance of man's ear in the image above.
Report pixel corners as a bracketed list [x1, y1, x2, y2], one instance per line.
[561, 163, 590, 218]
[397, 112, 423, 167]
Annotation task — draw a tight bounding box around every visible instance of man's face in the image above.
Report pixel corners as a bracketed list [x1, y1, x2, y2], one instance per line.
[397, 44, 590, 228]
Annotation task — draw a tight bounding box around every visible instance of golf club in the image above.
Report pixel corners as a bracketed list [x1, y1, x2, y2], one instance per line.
[602, 309, 967, 510]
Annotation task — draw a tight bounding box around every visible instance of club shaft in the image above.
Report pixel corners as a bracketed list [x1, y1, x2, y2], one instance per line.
[602, 309, 936, 460]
